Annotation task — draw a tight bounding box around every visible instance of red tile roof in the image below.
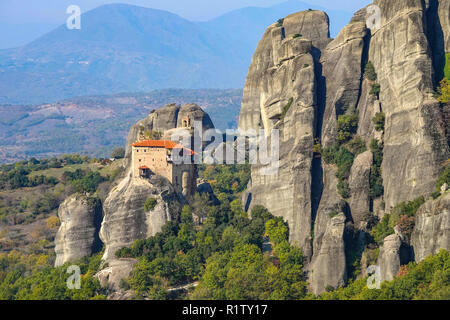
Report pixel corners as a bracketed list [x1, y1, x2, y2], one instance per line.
[132, 140, 195, 155]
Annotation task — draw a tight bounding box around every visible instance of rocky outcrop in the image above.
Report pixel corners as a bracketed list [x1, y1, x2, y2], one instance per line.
[95, 258, 137, 291]
[365, 0, 449, 209]
[54, 195, 103, 267]
[238, 1, 450, 295]
[411, 192, 450, 262]
[319, 21, 368, 147]
[348, 151, 373, 228]
[356, 79, 383, 145]
[377, 233, 402, 282]
[238, 10, 331, 258]
[100, 172, 180, 261]
[309, 213, 347, 294]
[238, 10, 330, 132]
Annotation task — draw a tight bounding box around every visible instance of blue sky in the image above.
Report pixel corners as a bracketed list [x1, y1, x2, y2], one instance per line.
[0, 0, 371, 48]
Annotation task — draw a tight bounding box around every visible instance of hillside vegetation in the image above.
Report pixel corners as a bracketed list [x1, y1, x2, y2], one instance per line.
[0, 157, 448, 300]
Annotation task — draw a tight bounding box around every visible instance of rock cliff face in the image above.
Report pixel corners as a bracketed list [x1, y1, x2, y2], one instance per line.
[54, 195, 103, 267]
[319, 21, 368, 148]
[239, 1, 450, 294]
[100, 172, 180, 261]
[367, 0, 449, 209]
[239, 10, 330, 259]
[411, 192, 450, 262]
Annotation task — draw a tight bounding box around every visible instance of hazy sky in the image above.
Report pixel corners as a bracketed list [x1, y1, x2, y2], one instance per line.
[0, 0, 371, 23]
[0, 0, 371, 49]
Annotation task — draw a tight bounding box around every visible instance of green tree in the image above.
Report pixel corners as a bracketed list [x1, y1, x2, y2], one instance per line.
[265, 218, 288, 245]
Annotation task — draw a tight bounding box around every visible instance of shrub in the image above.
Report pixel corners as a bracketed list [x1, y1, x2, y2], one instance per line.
[322, 144, 355, 199]
[347, 136, 366, 155]
[370, 83, 381, 96]
[322, 145, 339, 164]
[431, 191, 441, 199]
[365, 61, 377, 81]
[337, 113, 358, 143]
[313, 142, 322, 154]
[372, 112, 385, 132]
[292, 34, 302, 38]
[328, 211, 340, 218]
[72, 171, 105, 194]
[436, 163, 450, 191]
[372, 214, 394, 245]
[437, 78, 450, 104]
[390, 196, 425, 218]
[144, 198, 157, 212]
[337, 180, 350, 199]
[369, 139, 384, 199]
[334, 147, 354, 180]
[46, 216, 60, 229]
[397, 215, 415, 241]
[276, 18, 284, 27]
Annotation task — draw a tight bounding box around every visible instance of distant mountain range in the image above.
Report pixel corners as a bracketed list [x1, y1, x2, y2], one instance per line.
[0, 1, 351, 105]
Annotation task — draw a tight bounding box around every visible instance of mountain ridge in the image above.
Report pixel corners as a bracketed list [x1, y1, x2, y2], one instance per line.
[0, 1, 351, 105]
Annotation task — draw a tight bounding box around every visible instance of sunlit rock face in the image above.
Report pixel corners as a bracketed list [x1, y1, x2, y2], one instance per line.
[239, 1, 450, 295]
[55, 195, 102, 267]
[411, 193, 450, 262]
[100, 172, 180, 262]
[239, 10, 330, 259]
